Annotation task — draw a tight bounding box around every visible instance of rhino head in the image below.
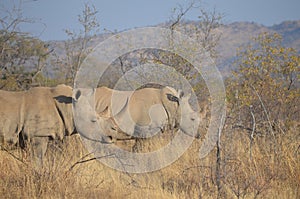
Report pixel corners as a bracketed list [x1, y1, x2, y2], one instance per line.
[176, 92, 200, 138]
[72, 88, 113, 144]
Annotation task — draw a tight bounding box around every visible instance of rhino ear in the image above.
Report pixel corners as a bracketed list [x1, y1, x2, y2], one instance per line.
[74, 90, 81, 101]
[98, 106, 110, 118]
[182, 93, 192, 102]
[177, 90, 184, 99]
[167, 93, 179, 104]
[186, 92, 191, 99]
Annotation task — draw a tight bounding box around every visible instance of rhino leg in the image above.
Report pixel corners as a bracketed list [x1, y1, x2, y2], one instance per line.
[31, 137, 49, 167]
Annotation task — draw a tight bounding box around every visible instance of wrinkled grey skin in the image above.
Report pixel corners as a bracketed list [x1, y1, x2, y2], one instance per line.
[0, 85, 75, 166]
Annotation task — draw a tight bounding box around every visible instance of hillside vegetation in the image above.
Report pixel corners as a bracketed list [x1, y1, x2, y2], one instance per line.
[45, 20, 300, 78]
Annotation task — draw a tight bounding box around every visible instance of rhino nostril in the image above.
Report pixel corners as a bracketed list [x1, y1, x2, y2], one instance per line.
[100, 135, 113, 143]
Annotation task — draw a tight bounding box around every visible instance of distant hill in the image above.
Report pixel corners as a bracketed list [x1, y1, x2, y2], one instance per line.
[270, 20, 300, 51]
[216, 20, 300, 75]
[46, 20, 300, 78]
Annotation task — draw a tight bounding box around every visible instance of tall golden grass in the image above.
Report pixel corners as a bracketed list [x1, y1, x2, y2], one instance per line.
[0, 122, 299, 198]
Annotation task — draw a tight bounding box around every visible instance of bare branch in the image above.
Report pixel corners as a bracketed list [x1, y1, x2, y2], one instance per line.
[169, 1, 196, 30]
[250, 84, 275, 137]
[69, 152, 115, 171]
[249, 105, 256, 160]
[0, 144, 27, 165]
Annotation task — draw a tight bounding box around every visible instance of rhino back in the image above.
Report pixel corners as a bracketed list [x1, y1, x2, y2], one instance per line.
[129, 87, 179, 127]
[23, 87, 65, 140]
[95, 86, 132, 116]
[128, 88, 162, 125]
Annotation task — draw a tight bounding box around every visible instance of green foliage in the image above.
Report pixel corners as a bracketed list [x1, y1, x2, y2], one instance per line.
[228, 32, 300, 135]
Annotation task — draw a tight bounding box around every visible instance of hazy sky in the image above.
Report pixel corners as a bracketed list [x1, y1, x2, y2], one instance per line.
[1, 0, 300, 41]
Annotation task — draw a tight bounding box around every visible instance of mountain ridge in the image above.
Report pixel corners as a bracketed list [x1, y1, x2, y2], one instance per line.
[216, 20, 300, 74]
[47, 20, 300, 77]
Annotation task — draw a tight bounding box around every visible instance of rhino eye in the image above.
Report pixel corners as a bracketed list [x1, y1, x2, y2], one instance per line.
[167, 94, 179, 104]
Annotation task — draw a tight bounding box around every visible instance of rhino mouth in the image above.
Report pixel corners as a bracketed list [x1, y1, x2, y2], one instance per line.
[179, 120, 199, 138]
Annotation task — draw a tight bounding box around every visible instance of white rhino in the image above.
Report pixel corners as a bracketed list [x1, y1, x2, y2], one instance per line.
[0, 84, 75, 163]
[72, 88, 116, 144]
[94, 86, 199, 139]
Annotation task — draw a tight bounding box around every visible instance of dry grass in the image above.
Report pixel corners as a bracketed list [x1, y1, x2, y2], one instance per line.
[0, 123, 299, 198]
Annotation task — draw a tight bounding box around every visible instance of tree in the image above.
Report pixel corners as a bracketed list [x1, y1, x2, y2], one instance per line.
[223, 32, 300, 198]
[0, 0, 52, 90]
[228, 32, 299, 137]
[62, 2, 100, 84]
